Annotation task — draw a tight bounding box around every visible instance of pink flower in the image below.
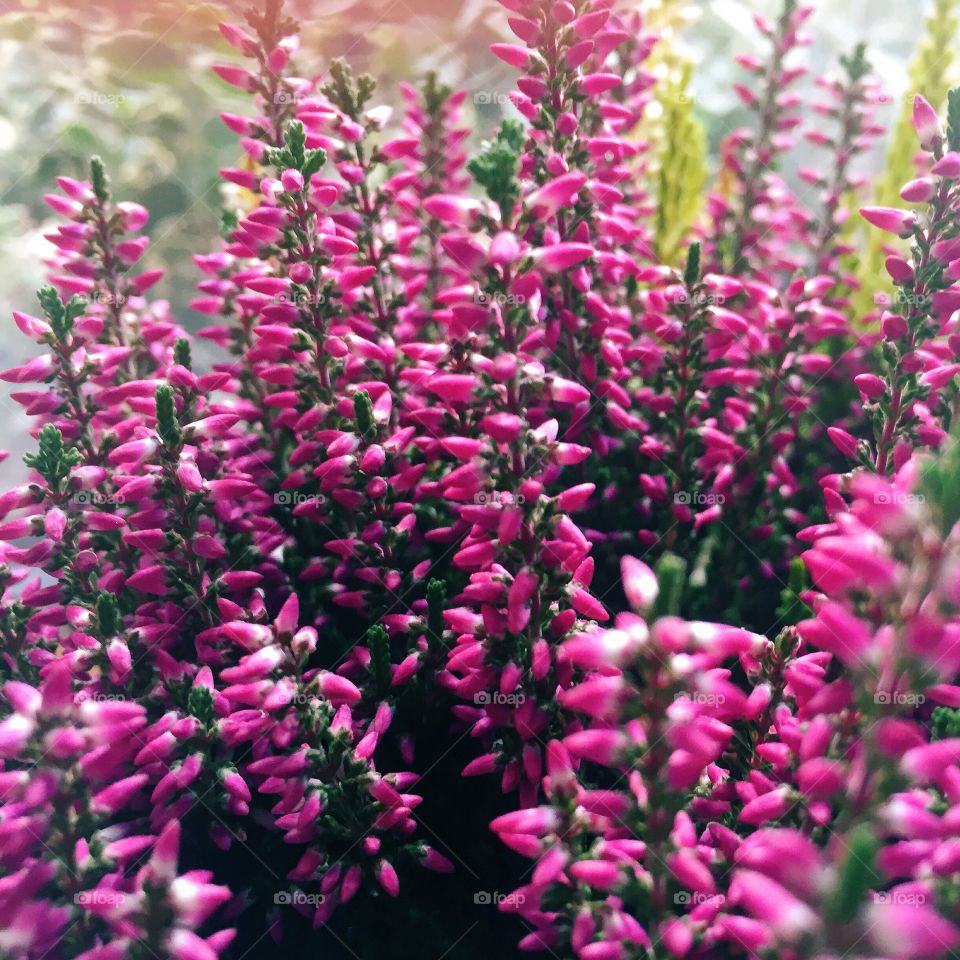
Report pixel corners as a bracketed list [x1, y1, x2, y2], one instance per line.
[580, 73, 621, 95]
[860, 206, 918, 237]
[827, 426, 859, 458]
[531, 242, 594, 272]
[620, 556, 658, 614]
[527, 172, 587, 218]
[563, 729, 629, 765]
[3, 10, 960, 959]
[797, 603, 873, 666]
[900, 178, 936, 203]
[422, 194, 482, 227]
[490, 43, 533, 69]
[212, 64, 255, 90]
[912, 94, 944, 149]
[490, 807, 560, 836]
[934, 151, 960, 177]
[739, 786, 793, 825]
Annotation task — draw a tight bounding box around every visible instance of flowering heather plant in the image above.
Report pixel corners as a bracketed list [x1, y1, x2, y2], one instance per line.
[2, 1, 960, 958]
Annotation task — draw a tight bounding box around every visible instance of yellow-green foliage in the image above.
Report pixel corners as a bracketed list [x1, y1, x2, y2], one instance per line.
[641, 0, 695, 78]
[853, 0, 959, 317]
[632, 0, 698, 155]
[654, 63, 708, 265]
[629, 1, 707, 264]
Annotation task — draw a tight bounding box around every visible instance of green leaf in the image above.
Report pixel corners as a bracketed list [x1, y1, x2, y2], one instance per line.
[173, 338, 192, 370]
[650, 552, 686, 619]
[96, 591, 119, 637]
[684, 241, 702, 288]
[321, 58, 376, 120]
[421, 71, 452, 115]
[932, 706, 960, 740]
[828, 825, 882, 924]
[839, 42, 871, 83]
[187, 684, 216, 727]
[948, 85, 960, 152]
[467, 119, 525, 222]
[37, 285, 87, 343]
[220, 208, 240, 239]
[155, 383, 181, 450]
[90, 155, 110, 205]
[775, 557, 812, 626]
[266, 120, 326, 179]
[353, 389, 376, 440]
[24, 424, 83, 492]
[920, 429, 960, 535]
[367, 624, 391, 696]
[427, 578, 446, 650]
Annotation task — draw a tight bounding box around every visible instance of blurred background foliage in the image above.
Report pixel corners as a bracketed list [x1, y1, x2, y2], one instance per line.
[0, 0, 949, 477]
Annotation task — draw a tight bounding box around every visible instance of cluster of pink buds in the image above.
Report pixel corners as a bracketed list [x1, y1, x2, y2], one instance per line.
[0, 665, 234, 960]
[491, 465, 960, 959]
[827, 94, 960, 474]
[0, 147, 434, 951]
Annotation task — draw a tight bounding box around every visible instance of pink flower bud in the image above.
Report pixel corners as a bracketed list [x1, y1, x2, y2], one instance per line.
[422, 194, 482, 227]
[854, 374, 886, 399]
[212, 64, 256, 90]
[882, 310, 909, 339]
[375, 860, 400, 897]
[281, 169, 305, 192]
[933, 151, 960, 178]
[900, 178, 935, 203]
[860, 206, 918, 237]
[621, 556, 658, 614]
[912, 93, 943, 150]
[827, 426, 859, 458]
[490, 43, 533, 69]
[531, 242, 594, 272]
